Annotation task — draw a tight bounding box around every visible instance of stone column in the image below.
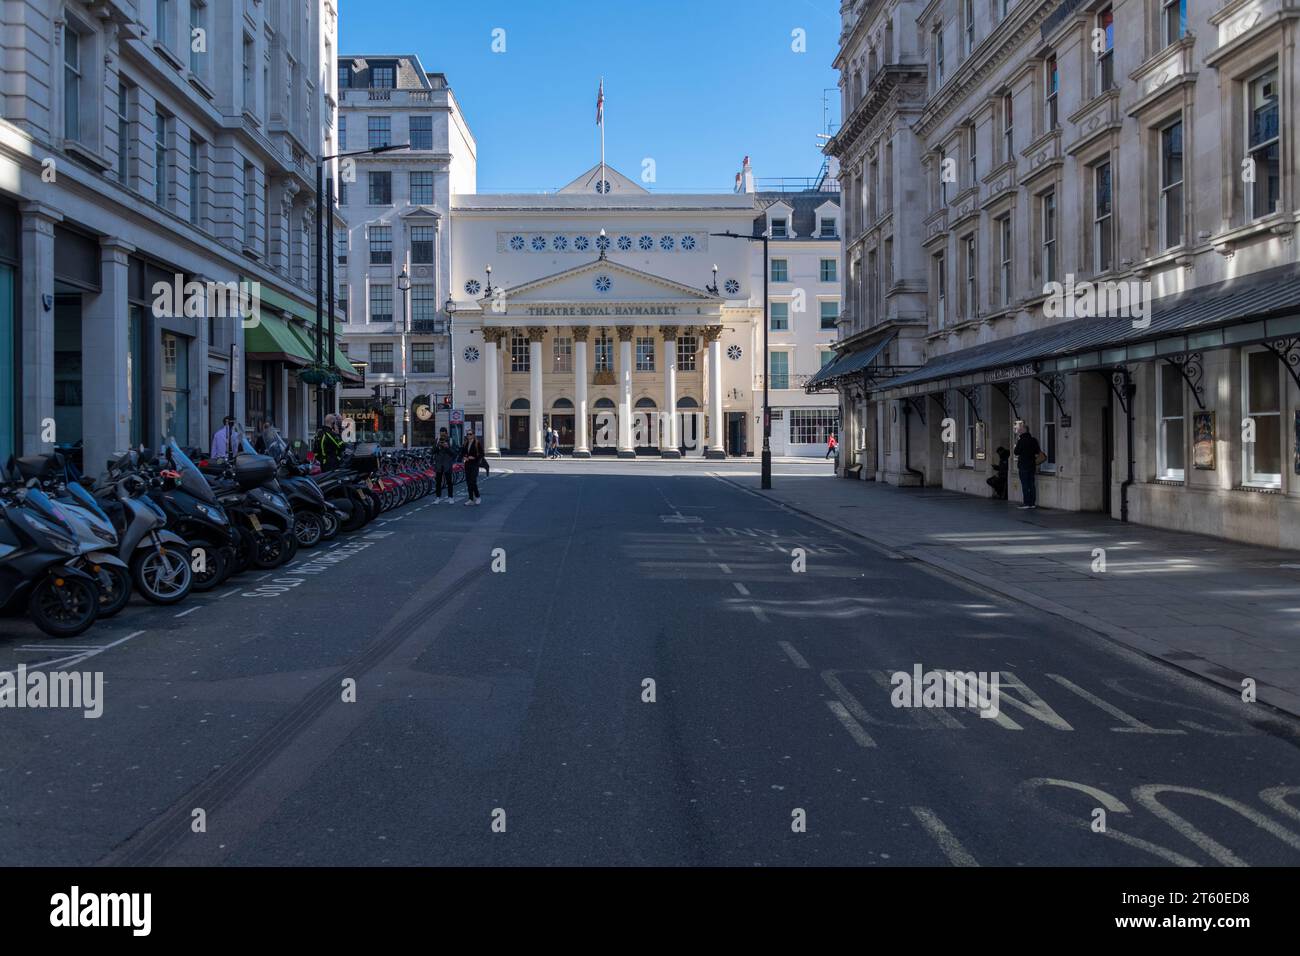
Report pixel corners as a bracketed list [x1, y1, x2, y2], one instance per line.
[527, 325, 546, 456]
[482, 328, 504, 454]
[617, 325, 635, 458]
[573, 325, 591, 457]
[703, 325, 726, 459]
[81, 238, 135, 474]
[19, 202, 61, 454]
[660, 324, 679, 458]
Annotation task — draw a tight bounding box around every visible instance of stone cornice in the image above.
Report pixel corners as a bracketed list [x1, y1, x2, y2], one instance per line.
[915, 1, 1057, 140]
[825, 64, 929, 158]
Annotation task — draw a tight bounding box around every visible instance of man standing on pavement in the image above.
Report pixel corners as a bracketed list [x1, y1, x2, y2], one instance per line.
[313, 414, 345, 471]
[1012, 421, 1042, 510]
[211, 415, 237, 460]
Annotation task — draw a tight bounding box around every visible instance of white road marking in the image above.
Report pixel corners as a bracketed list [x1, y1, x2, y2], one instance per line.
[218, 587, 242, 599]
[1046, 673, 1185, 734]
[910, 806, 980, 867]
[732, 582, 750, 596]
[25, 630, 146, 671]
[777, 641, 809, 669]
[825, 700, 876, 748]
[174, 606, 200, 618]
[717, 563, 732, 574]
[1132, 784, 1300, 866]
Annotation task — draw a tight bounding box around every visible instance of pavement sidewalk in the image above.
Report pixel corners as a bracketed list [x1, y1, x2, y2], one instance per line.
[730, 472, 1300, 719]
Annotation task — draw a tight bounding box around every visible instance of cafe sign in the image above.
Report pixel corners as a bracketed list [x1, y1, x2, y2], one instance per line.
[985, 362, 1038, 382]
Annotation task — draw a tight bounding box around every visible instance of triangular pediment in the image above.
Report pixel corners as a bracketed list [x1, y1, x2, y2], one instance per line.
[558, 164, 648, 195]
[492, 258, 719, 305]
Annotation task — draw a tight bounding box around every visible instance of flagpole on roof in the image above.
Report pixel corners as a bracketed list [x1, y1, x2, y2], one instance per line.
[597, 76, 605, 195]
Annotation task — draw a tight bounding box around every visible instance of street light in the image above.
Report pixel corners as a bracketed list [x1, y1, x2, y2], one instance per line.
[710, 230, 772, 489]
[315, 142, 410, 430]
[396, 267, 413, 446]
[444, 295, 457, 419]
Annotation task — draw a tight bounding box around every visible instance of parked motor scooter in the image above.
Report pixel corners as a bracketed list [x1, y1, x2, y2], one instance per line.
[202, 431, 297, 570]
[0, 478, 101, 638]
[260, 428, 343, 547]
[139, 446, 238, 591]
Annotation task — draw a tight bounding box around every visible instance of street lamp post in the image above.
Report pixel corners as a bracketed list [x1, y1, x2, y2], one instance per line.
[314, 142, 409, 430]
[710, 230, 772, 489]
[397, 268, 413, 446]
[444, 295, 457, 424]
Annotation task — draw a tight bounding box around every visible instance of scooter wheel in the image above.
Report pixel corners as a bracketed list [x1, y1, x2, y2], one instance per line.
[188, 543, 228, 592]
[279, 531, 298, 566]
[251, 533, 284, 570]
[28, 574, 99, 638]
[93, 563, 133, 618]
[294, 511, 324, 548]
[130, 544, 194, 605]
[319, 509, 340, 540]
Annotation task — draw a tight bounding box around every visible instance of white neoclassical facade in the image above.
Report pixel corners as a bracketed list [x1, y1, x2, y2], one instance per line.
[449, 163, 839, 458]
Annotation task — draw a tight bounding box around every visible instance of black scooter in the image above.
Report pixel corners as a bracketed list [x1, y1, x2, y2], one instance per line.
[0, 480, 100, 638]
[140, 445, 239, 591]
[202, 433, 296, 571]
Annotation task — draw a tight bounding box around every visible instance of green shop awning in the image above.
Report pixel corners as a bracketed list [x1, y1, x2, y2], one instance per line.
[246, 280, 360, 382]
[244, 311, 313, 365]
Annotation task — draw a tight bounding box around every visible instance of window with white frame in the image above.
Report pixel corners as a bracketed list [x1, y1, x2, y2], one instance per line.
[369, 225, 391, 264]
[369, 284, 393, 323]
[411, 343, 436, 374]
[963, 235, 977, 321]
[409, 115, 433, 150]
[1160, 118, 1184, 249]
[367, 116, 391, 149]
[368, 171, 391, 204]
[410, 225, 434, 264]
[771, 259, 789, 282]
[1096, 7, 1114, 94]
[790, 409, 840, 445]
[770, 301, 789, 331]
[1243, 349, 1282, 486]
[156, 0, 172, 47]
[338, 284, 348, 321]
[64, 26, 84, 142]
[769, 351, 789, 390]
[820, 216, 837, 237]
[635, 336, 655, 372]
[411, 284, 436, 324]
[1247, 67, 1280, 221]
[370, 64, 395, 89]
[934, 26, 945, 86]
[1162, 0, 1186, 48]
[1040, 390, 1057, 472]
[338, 114, 347, 150]
[595, 332, 613, 372]
[510, 334, 530, 372]
[820, 258, 838, 282]
[117, 80, 133, 185]
[820, 300, 839, 329]
[956, 397, 972, 466]
[964, 0, 975, 55]
[934, 253, 946, 329]
[154, 109, 171, 208]
[1094, 160, 1113, 272]
[410, 170, 433, 205]
[1041, 189, 1057, 283]
[1044, 55, 1059, 130]
[967, 122, 977, 185]
[188, 136, 203, 226]
[677, 335, 697, 371]
[770, 216, 788, 238]
[553, 335, 573, 373]
[1157, 363, 1185, 480]
[1002, 92, 1014, 161]
[368, 342, 393, 373]
[998, 215, 1013, 306]
[242, 162, 256, 249]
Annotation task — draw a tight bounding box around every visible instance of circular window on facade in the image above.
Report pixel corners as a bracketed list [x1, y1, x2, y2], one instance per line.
[596, 233, 611, 251]
[638, 235, 654, 250]
[574, 235, 590, 251]
[595, 179, 611, 194]
[594, 274, 613, 293]
[464, 279, 481, 296]
[727, 344, 743, 361]
[724, 278, 740, 295]
[530, 235, 547, 251]
[509, 235, 525, 251]
[616, 235, 632, 251]
[553, 235, 569, 251]
[463, 346, 480, 363]
[681, 235, 697, 250]
[659, 235, 675, 251]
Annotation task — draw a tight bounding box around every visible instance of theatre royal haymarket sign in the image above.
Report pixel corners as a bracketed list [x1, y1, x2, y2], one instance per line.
[524, 305, 684, 317]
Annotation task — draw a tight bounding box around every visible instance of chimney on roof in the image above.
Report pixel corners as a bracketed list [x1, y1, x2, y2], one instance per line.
[736, 155, 754, 194]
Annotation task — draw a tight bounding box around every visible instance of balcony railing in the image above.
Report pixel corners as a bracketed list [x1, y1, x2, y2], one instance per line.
[409, 319, 446, 334]
[341, 88, 437, 105]
[755, 373, 815, 390]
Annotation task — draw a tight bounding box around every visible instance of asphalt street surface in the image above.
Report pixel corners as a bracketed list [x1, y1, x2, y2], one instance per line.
[2, 459, 1299, 866]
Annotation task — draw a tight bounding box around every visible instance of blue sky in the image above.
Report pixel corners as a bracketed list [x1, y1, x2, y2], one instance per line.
[340, 0, 841, 192]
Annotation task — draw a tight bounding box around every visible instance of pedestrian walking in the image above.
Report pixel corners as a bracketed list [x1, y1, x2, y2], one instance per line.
[549, 427, 561, 459]
[433, 427, 457, 502]
[825, 433, 838, 459]
[985, 446, 1010, 500]
[461, 429, 485, 506]
[1012, 421, 1044, 510]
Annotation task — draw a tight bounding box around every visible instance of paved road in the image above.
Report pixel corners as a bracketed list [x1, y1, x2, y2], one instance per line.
[1, 459, 1299, 866]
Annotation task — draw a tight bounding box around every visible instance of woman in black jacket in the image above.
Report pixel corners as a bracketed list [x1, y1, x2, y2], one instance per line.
[461, 430, 484, 505]
[433, 429, 457, 503]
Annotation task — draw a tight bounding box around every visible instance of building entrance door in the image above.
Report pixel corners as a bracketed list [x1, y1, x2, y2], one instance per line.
[508, 415, 529, 453]
[726, 411, 747, 456]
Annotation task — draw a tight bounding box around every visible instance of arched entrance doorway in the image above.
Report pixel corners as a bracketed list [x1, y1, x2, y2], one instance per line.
[592, 397, 616, 454]
[634, 397, 658, 453]
[551, 397, 575, 451]
[508, 398, 530, 453]
[677, 396, 703, 457]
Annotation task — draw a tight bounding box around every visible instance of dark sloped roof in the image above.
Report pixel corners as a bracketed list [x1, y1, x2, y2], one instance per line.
[809, 331, 896, 388]
[752, 190, 840, 238]
[883, 262, 1300, 392]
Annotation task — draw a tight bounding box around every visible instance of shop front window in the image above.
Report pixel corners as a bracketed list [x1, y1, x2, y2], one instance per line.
[160, 330, 190, 445]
